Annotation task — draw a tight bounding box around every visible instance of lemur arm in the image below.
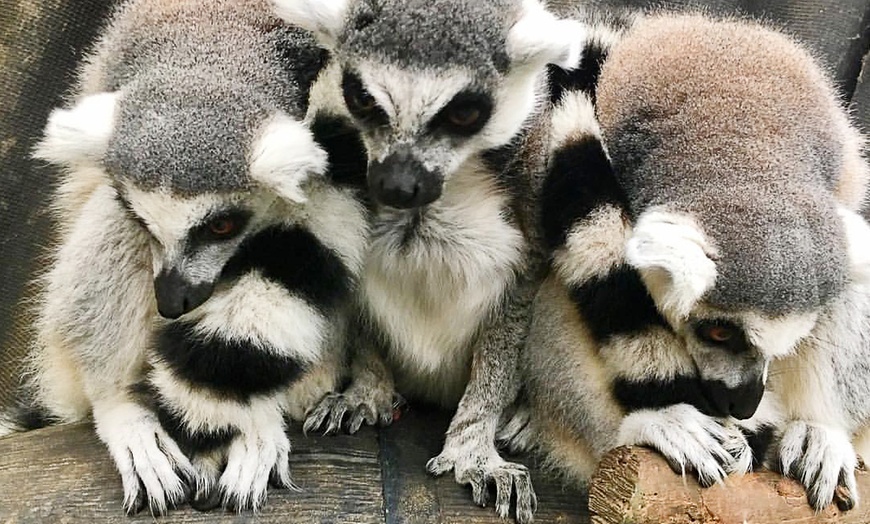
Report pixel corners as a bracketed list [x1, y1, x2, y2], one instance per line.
[426, 274, 538, 524]
[32, 183, 195, 514]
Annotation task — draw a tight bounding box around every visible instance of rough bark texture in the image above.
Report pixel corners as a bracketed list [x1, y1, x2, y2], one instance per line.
[589, 446, 870, 524]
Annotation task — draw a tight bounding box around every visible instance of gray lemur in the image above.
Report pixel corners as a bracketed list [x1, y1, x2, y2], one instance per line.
[502, 12, 870, 511]
[271, 0, 586, 521]
[1, 0, 369, 514]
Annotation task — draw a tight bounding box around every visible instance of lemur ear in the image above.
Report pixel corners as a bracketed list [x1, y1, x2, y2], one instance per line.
[271, 0, 350, 48]
[250, 113, 329, 203]
[625, 210, 718, 319]
[838, 207, 870, 284]
[33, 92, 119, 166]
[506, 0, 587, 69]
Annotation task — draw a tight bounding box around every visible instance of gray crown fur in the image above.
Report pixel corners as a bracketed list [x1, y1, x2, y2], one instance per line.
[339, 0, 521, 75]
[599, 14, 850, 314]
[95, 0, 325, 195]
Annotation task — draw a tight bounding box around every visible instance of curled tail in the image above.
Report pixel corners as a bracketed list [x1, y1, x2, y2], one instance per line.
[0, 384, 56, 436]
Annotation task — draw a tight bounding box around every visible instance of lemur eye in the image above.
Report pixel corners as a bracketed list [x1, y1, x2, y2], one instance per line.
[208, 217, 237, 237]
[693, 320, 746, 353]
[195, 209, 251, 243]
[703, 325, 733, 343]
[430, 90, 493, 137]
[446, 106, 482, 128]
[341, 71, 387, 125]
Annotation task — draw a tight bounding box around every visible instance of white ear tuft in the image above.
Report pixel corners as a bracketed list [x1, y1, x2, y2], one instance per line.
[838, 206, 870, 284]
[625, 210, 718, 319]
[506, 0, 587, 69]
[33, 92, 119, 166]
[250, 113, 329, 203]
[271, 0, 350, 47]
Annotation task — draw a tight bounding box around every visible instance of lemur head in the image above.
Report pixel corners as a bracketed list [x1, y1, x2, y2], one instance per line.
[273, 0, 585, 208]
[592, 13, 866, 419]
[35, 80, 328, 319]
[625, 195, 849, 419]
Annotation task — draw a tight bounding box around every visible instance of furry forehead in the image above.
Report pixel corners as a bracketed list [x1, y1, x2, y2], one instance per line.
[99, 81, 325, 200]
[337, 0, 521, 74]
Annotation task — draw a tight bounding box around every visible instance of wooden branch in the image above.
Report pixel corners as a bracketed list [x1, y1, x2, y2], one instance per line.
[589, 446, 870, 524]
[0, 409, 591, 523]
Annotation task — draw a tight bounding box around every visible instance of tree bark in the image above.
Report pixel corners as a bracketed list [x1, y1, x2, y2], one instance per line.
[589, 446, 870, 524]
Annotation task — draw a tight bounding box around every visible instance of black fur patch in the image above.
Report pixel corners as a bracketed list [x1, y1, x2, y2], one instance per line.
[743, 424, 775, 468]
[341, 71, 390, 128]
[569, 265, 667, 342]
[613, 376, 715, 415]
[540, 135, 625, 250]
[547, 39, 609, 105]
[222, 225, 351, 313]
[310, 114, 368, 192]
[155, 322, 306, 399]
[4, 391, 55, 432]
[130, 382, 237, 456]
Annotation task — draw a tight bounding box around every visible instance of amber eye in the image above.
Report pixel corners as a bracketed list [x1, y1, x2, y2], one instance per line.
[704, 325, 733, 343]
[208, 217, 236, 237]
[447, 106, 482, 128]
[348, 90, 377, 113]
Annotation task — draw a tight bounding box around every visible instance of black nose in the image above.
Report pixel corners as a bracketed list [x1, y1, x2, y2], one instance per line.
[154, 268, 215, 319]
[702, 378, 765, 419]
[368, 148, 443, 209]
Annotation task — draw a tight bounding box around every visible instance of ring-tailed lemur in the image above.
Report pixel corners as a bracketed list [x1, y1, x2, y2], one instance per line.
[502, 12, 870, 510]
[271, 0, 586, 521]
[2, 0, 369, 514]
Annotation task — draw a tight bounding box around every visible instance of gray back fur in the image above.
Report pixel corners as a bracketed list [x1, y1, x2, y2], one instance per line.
[89, 0, 325, 195]
[597, 14, 849, 314]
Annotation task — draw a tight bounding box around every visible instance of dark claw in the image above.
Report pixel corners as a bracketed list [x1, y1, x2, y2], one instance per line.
[662, 454, 685, 477]
[190, 488, 222, 512]
[835, 488, 855, 512]
[470, 474, 487, 507]
[125, 489, 148, 516]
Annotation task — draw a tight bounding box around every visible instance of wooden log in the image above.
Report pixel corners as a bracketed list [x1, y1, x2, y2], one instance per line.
[0, 422, 385, 523]
[378, 407, 590, 524]
[588, 446, 870, 524]
[0, 408, 592, 523]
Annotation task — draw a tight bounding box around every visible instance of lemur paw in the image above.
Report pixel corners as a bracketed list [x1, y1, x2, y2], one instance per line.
[304, 386, 400, 435]
[217, 424, 298, 512]
[617, 404, 752, 488]
[777, 421, 858, 512]
[96, 404, 195, 515]
[427, 445, 537, 524]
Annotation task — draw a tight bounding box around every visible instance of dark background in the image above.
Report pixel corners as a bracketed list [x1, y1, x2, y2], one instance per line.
[1, 0, 869, 408]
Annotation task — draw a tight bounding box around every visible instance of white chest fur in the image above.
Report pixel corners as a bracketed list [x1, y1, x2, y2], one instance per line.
[363, 160, 525, 386]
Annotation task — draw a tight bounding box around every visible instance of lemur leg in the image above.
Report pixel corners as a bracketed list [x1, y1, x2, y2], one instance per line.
[36, 184, 195, 514]
[285, 319, 348, 423]
[304, 318, 397, 434]
[427, 278, 537, 524]
[617, 404, 753, 487]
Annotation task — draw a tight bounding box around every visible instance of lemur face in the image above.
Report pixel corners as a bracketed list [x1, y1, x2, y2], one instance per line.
[675, 310, 817, 419]
[272, 0, 586, 209]
[117, 185, 279, 319]
[339, 61, 530, 208]
[626, 209, 824, 419]
[35, 85, 328, 320]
